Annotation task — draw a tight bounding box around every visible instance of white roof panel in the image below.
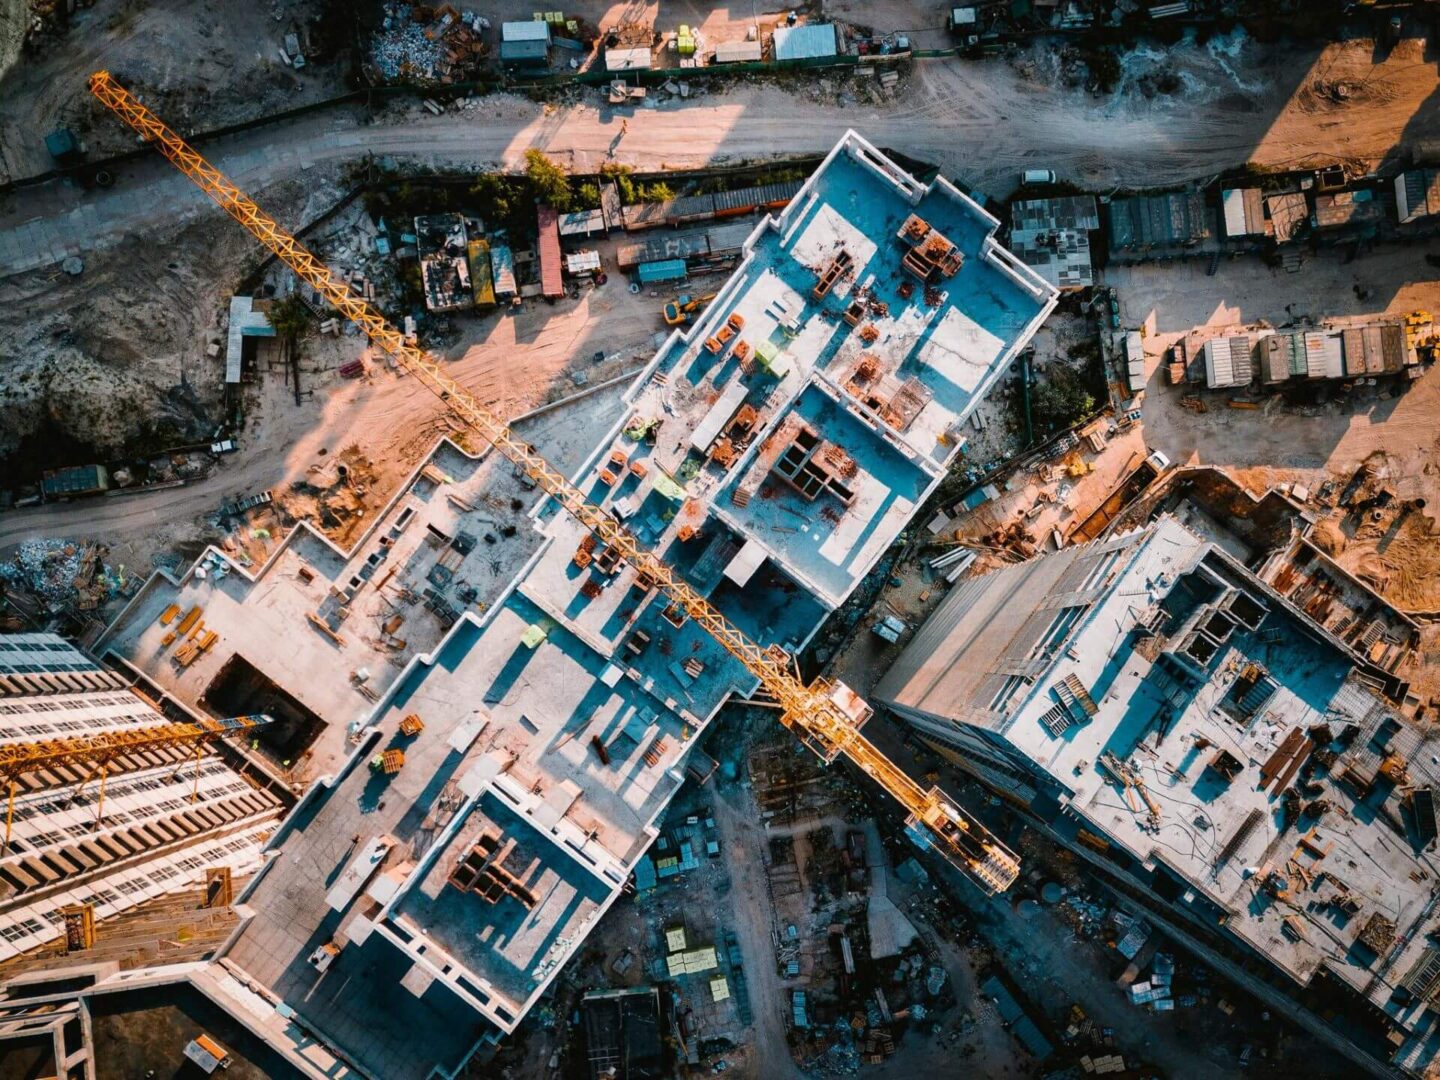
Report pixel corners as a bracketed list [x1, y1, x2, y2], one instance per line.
[724, 539, 767, 587]
[606, 46, 652, 70]
[503, 20, 551, 42]
[773, 23, 837, 61]
[714, 40, 763, 62]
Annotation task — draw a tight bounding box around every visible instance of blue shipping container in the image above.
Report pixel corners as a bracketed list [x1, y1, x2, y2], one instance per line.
[637, 259, 688, 284]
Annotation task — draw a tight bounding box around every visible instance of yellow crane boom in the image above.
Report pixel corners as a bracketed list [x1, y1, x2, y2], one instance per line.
[87, 71, 1018, 894]
[0, 712, 271, 854]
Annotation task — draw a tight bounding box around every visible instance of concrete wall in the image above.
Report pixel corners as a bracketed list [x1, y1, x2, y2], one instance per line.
[0, 0, 24, 85]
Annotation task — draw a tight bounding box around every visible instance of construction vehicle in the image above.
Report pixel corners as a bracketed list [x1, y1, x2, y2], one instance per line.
[663, 293, 715, 325]
[88, 71, 1019, 895]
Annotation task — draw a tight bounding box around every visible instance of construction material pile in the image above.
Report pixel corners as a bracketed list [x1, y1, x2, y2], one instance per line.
[367, 3, 490, 84]
[0, 539, 123, 613]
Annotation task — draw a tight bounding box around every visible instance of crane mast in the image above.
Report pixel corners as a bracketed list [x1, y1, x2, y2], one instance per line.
[87, 71, 1018, 894]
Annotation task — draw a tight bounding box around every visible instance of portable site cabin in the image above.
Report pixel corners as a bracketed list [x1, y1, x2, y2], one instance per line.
[606, 46, 653, 71]
[713, 39, 762, 63]
[772, 23, 838, 61]
[558, 208, 607, 239]
[490, 244, 518, 300]
[468, 238, 495, 307]
[500, 20, 551, 69]
[637, 258, 688, 284]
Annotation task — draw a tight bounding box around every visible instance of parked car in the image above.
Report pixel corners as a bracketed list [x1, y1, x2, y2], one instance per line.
[210, 439, 237, 455]
[1021, 168, 1057, 185]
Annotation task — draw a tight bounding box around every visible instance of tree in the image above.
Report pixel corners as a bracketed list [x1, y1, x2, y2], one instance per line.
[1029, 364, 1097, 436]
[468, 173, 512, 223]
[523, 149, 574, 212]
[600, 162, 637, 204]
[266, 294, 311, 342]
[575, 182, 601, 209]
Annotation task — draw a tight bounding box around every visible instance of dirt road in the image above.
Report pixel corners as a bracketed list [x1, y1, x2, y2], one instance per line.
[3, 37, 1436, 276]
[710, 784, 799, 1080]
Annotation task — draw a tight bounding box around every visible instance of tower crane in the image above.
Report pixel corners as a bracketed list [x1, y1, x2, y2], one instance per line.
[0, 712, 270, 857]
[87, 71, 1019, 894]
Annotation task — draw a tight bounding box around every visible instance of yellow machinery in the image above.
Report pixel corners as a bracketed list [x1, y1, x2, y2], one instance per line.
[663, 293, 716, 326]
[88, 72, 1019, 894]
[0, 712, 270, 855]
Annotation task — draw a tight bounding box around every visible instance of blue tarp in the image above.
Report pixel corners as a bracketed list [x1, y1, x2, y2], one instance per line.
[637, 258, 688, 283]
[632, 857, 657, 892]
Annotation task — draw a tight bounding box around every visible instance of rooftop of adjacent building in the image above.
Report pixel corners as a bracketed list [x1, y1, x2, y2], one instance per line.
[888, 517, 1440, 1018]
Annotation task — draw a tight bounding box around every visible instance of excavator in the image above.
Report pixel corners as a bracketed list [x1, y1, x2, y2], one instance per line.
[662, 292, 715, 326]
[87, 71, 1020, 895]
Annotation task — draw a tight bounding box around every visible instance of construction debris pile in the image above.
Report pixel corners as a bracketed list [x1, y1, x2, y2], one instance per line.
[367, 3, 490, 84]
[0, 539, 125, 614]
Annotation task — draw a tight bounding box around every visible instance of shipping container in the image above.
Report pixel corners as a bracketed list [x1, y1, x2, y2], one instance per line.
[536, 204, 564, 298]
[468, 238, 495, 307]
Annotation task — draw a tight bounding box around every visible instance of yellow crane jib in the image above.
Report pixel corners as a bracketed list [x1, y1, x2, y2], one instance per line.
[0, 711, 271, 854]
[87, 71, 1019, 894]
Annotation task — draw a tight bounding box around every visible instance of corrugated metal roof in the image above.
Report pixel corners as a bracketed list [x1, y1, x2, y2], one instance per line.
[1395, 170, 1440, 224]
[1107, 192, 1210, 250]
[1011, 196, 1099, 232]
[467, 239, 495, 307]
[1203, 335, 1253, 388]
[1304, 331, 1345, 379]
[536, 204, 564, 297]
[622, 201, 674, 231]
[1381, 323, 1406, 372]
[503, 20, 550, 41]
[713, 180, 803, 215]
[1342, 328, 1366, 377]
[499, 39, 549, 61]
[606, 46, 652, 70]
[490, 244, 517, 296]
[1260, 336, 1291, 384]
[565, 250, 601, 274]
[1220, 188, 1267, 237]
[637, 258, 688, 283]
[619, 231, 707, 268]
[773, 23, 837, 61]
[705, 221, 754, 255]
[1358, 325, 1383, 374]
[714, 40, 763, 62]
[668, 193, 716, 222]
[558, 208, 605, 236]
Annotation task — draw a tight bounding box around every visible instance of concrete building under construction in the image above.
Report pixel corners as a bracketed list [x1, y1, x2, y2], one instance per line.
[73, 130, 1057, 1079]
[0, 633, 286, 977]
[876, 519, 1440, 1077]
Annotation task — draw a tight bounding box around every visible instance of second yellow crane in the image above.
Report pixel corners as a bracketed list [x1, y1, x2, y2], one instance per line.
[87, 71, 1019, 894]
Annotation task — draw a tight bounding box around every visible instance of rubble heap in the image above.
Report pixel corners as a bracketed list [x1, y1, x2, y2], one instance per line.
[0, 539, 124, 613]
[367, 3, 489, 84]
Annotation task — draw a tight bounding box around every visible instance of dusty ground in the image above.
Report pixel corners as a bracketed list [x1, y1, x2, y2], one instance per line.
[0, 161, 351, 467]
[1113, 245, 1440, 613]
[0, 0, 353, 181]
[0, 27, 1431, 493]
